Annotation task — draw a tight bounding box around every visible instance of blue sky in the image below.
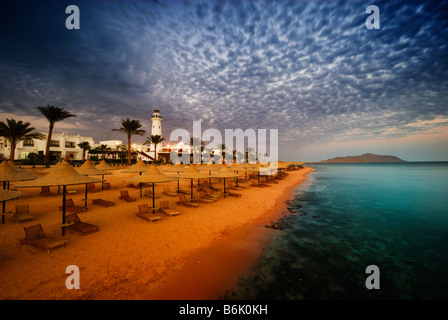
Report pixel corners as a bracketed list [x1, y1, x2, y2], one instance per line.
[1, 0, 447, 161]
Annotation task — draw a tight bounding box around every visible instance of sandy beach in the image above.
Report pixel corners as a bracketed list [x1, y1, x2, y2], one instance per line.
[0, 165, 311, 300]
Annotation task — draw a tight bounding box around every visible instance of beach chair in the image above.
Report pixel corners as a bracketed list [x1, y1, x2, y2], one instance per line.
[60, 199, 88, 214]
[226, 190, 242, 197]
[19, 224, 68, 253]
[14, 204, 35, 223]
[87, 183, 99, 192]
[65, 213, 99, 235]
[160, 201, 180, 217]
[119, 190, 136, 202]
[126, 183, 139, 189]
[103, 182, 112, 190]
[136, 204, 162, 223]
[227, 182, 243, 190]
[91, 199, 115, 207]
[251, 181, 267, 188]
[176, 194, 199, 208]
[163, 187, 178, 197]
[199, 188, 221, 199]
[144, 189, 160, 198]
[193, 190, 216, 204]
[40, 186, 52, 197]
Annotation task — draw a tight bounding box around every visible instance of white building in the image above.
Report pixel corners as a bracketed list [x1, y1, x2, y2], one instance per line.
[0, 133, 95, 161]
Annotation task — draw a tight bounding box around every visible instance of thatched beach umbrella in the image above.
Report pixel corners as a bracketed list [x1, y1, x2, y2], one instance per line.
[161, 164, 187, 193]
[95, 159, 120, 171]
[120, 159, 148, 174]
[76, 160, 111, 204]
[15, 161, 101, 235]
[198, 163, 224, 188]
[175, 165, 209, 201]
[0, 161, 37, 188]
[0, 189, 24, 224]
[121, 160, 150, 197]
[7, 162, 39, 181]
[125, 165, 178, 211]
[210, 166, 239, 197]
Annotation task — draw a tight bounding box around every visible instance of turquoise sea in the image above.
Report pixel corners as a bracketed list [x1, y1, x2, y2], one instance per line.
[224, 162, 448, 300]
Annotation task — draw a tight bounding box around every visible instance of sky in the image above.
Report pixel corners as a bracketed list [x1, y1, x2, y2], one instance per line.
[0, 0, 447, 162]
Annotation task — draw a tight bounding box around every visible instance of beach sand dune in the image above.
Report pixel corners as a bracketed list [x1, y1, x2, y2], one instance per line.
[0, 166, 311, 300]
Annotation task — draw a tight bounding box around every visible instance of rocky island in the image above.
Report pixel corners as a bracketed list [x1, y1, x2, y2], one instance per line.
[318, 153, 407, 163]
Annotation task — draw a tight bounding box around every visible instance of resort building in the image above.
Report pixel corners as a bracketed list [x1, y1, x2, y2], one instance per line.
[0, 133, 95, 161]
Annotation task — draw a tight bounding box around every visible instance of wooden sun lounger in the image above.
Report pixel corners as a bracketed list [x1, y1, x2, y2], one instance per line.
[87, 184, 99, 192]
[91, 199, 115, 207]
[163, 187, 178, 197]
[14, 204, 35, 223]
[144, 189, 160, 198]
[65, 213, 99, 235]
[59, 199, 88, 214]
[40, 186, 53, 197]
[226, 190, 242, 197]
[176, 194, 199, 208]
[227, 182, 243, 190]
[136, 204, 163, 223]
[193, 191, 216, 204]
[119, 191, 136, 202]
[198, 188, 221, 199]
[251, 181, 267, 188]
[19, 224, 68, 253]
[160, 201, 180, 217]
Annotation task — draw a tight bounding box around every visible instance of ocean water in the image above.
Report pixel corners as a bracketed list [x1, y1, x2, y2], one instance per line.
[224, 162, 448, 300]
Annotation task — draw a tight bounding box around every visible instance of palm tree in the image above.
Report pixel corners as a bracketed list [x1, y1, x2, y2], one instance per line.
[112, 119, 145, 165]
[144, 134, 165, 162]
[97, 144, 111, 160]
[189, 137, 205, 164]
[0, 119, 45, 161]
[37, 105, 76, 162]
[218, 144, 226, 164]
[77, 141, 91, 161]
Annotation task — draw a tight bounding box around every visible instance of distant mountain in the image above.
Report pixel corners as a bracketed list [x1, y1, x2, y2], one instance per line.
[318, 153, 407, 163]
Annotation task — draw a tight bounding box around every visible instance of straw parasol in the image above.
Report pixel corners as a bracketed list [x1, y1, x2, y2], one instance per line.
[0, 189, 24, 224]
[125, 165, 178, 210]
[76, 160, 111, 204]
[175, 165, 209, 201]
[197, 163, 225, 188]
[210, 166, 239, 197]
[15, 161, 101, 235]
[95, 159, 120, 171]
[7, 162, 39, 181]
[120, 159, 148, 174]
[161, 164, 187, 193]
[0, 161, 37, 188]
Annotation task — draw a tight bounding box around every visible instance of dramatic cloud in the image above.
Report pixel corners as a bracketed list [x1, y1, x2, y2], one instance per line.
[1, 0, 447, 160]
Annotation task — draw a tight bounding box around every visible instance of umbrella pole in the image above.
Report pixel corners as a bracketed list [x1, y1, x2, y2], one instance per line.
[2, 201, 5, 224]
[152, 183, 155, 213]
[62, 185, 67, 236]
[102, 174, 104, 190]
[223, 179, 226, 198]
[190, 179, 193, 201]
[84, 184, 88, 207]
[140, 183, 142, 198]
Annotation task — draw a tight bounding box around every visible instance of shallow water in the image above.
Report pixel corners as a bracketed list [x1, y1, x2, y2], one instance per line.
[224, 163, 448, 300]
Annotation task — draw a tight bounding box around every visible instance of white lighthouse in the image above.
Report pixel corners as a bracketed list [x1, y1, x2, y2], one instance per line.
[151, 109, 162, 137]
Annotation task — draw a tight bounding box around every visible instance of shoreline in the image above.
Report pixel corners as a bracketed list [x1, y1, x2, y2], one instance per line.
[0, 166, 311, 300]
[134, 167, 312, 300]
